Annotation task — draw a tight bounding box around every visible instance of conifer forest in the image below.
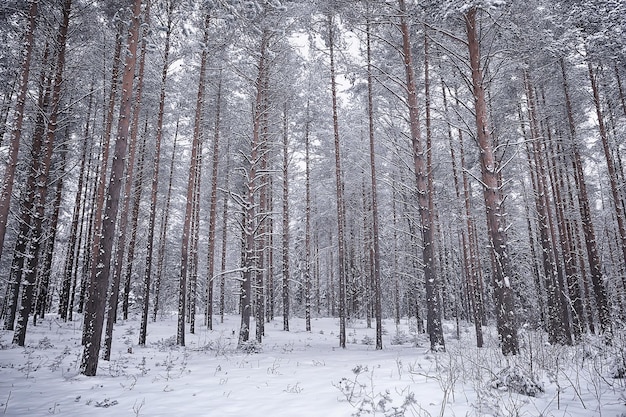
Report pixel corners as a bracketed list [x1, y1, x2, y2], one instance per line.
[0, 1, 626, 415]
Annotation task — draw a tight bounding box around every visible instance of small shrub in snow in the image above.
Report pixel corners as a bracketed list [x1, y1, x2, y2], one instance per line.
[48, 346, 72, 372]
[36, 337, 54, 350]
[284, 382, 303, 393]
[609, 353, 626, 379]
[361, 335, 374, 346]
[391, 331, 410, 345]
[94, 398, 118, 408]
[238, 340, 262, 354]
[152, 335, 177, 351]
[335, 366, 417, 417]
[490, 366, 544, 397]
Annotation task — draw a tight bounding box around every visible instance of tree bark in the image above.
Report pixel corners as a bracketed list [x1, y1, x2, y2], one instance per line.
[239, 32, 268, 347]
[398, 0, 444, 351]
[284, 101, 293, 332]
[365, 13, 382, 350]
[561, 59, 610, 334]
[81, 0, 142, 376]
[13, 0, 72, 346]
[328, 13, 347, 348]
[0, 0, 38, 263]
[178, 13, 210, 346]
[140, 0, 173, 344]
[3, 43, 52, 332]
[464, 7, 518, 355]
[59, 85, 93, 321]
[153, 119, 179, 322]
[205, 72, 223, 331]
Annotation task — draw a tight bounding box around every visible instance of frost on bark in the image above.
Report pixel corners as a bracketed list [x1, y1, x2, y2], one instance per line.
[284, 102, 293, 332]
[561, 59, 611, 335]
[522, 71, 571, 346]
[81, 0, 142, 376]
[464, 7, 518, 355]
[0, 0, 39, 263]
[13, 0, 72, 346]
[205, 73, 223, 331]
[398, 0, 444, 352]
[239, 31, 268, 348]
[365, 13, 382, 350]
[328, 13, 347, 349]
[141, 0, 174, 344]
[178, 13, 210, 347]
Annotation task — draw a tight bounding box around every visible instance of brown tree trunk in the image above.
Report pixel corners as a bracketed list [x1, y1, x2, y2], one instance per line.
[442, 81, 483, 347]
[0, 0, 38, 262]
[153, 119, 179, 322]
[588, 63, 621, 333]
[523, 71, 571, 345]
[140, 0, 173, 343]
[239, 32, 268, 347]
[34, 135, 68, 323]
[13, 0, 72, 346]
[550, 132, 585, 340]
[59, 85, 93, 321]
[178, 14, 210, 346]
[560, 60, 610, 334]
[121, 124, 148, 323]
[3, 43, 52, 332]
[219, 139, 231, 324]
[328, 14, 347, 348]
[398, 0, 444, 351]
[284, 101, 293, 332]
[464, 7, 518, 355]
[188, 149, 203, 334]
[81, 0, 142, 376]
[365, 14, 382, 350]
[205, 72, 223, 331]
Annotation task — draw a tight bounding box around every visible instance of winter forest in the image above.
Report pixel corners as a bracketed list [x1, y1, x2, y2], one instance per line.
[0, 0, 625, 415]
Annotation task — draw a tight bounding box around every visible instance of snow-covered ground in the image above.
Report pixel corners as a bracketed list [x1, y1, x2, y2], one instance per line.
[1, 314, 624, 416]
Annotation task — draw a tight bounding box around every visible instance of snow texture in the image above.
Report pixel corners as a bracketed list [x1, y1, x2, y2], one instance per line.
[0, 315, 624, 416]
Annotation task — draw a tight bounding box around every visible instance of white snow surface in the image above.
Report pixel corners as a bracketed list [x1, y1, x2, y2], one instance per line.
[1, 315, 624, 416]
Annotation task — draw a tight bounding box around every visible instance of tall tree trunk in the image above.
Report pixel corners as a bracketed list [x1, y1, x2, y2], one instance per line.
[464, 7, 518, 355]
[205, 73, 223, 331]
[77, 24, 125, 319]
[562, 59, 610, 334]
[365, 14, 382, 350]
[120, 1, 152, 320]
[121, 125, 148, 321]
[81, 0, 142, 376]
[550, 131, 585, 340]
[13, 0, 72, 346]
[398, 0, 444, 351]
[240, 32, 268, 347]
[219, 139, 231, 324]
[188, 148, 203, 334]
[328, 13, 347, 348]
[83, 21, 125, 317]
[3, 43, 52, 332]
[0, 0, 38, 262]
[34, 135, 68, 323]
[523, 71, 571, 345]
[284, 101, 293, 332]
[442, 81, 483, 347]
[153, 119, 179, 322]
[178, 14, 210, 346]
[589, 64, 623, 331]
[140, 0, 173, 344]
[59, 85, 94, 321]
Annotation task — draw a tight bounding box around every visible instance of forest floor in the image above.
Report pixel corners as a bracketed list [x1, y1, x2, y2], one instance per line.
[0, 313, 625, 416]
